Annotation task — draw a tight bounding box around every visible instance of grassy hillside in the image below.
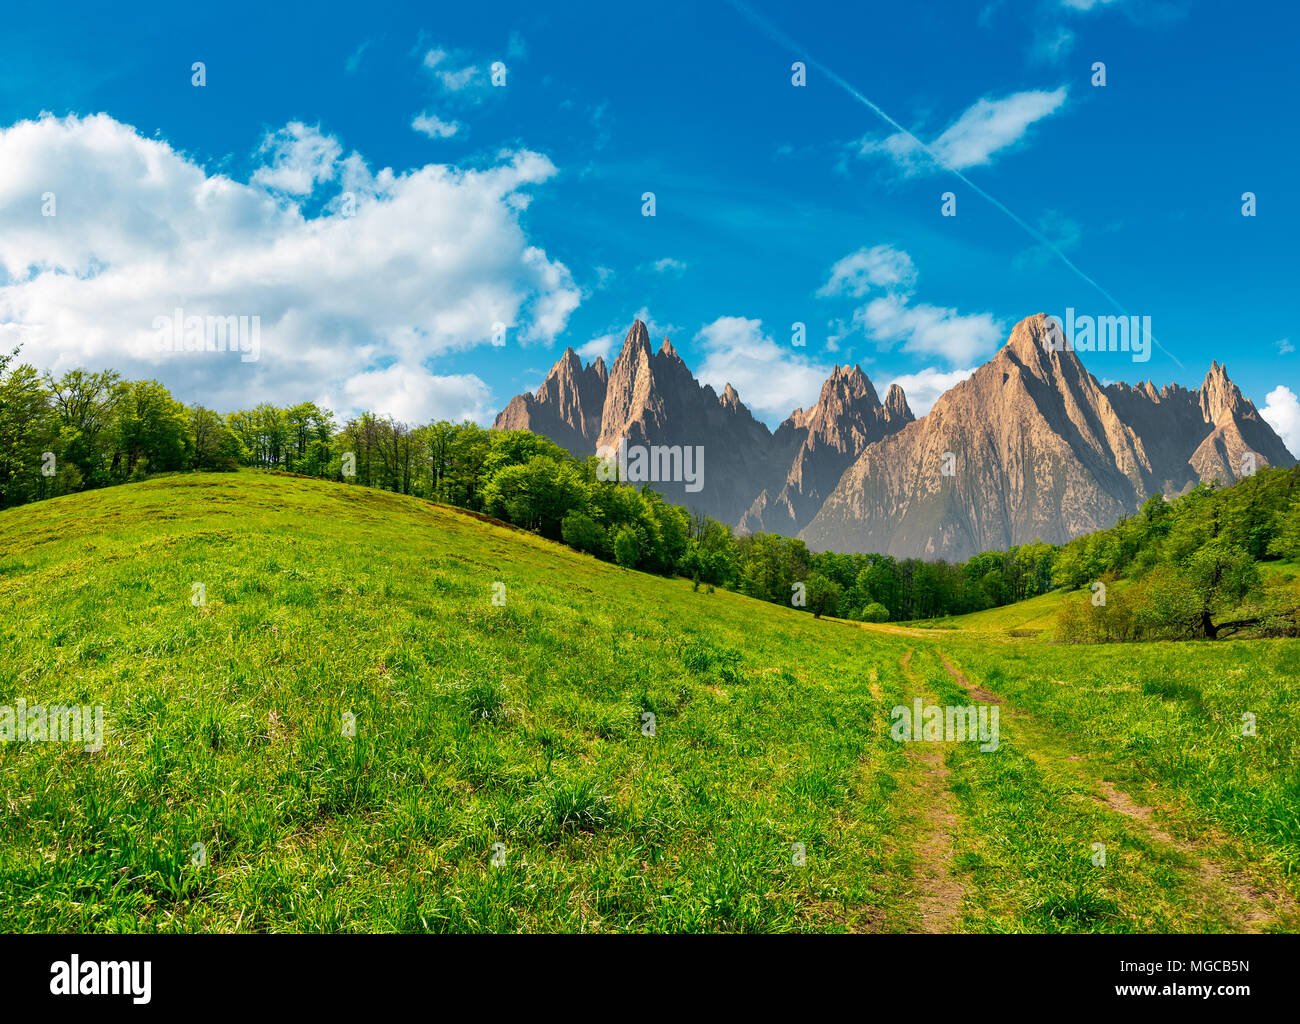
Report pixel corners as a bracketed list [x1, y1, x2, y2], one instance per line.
[2, 472, 1298, 932]
[901, 589, 1073, 638]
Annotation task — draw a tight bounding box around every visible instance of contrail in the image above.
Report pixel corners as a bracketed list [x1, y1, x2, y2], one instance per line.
[724, 0, 1181, 367]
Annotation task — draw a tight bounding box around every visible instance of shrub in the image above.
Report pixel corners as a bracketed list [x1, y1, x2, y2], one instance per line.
[861, 602, 890, 623]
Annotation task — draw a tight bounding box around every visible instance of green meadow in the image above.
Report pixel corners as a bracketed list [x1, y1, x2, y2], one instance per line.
[1, 472, 1297, 932]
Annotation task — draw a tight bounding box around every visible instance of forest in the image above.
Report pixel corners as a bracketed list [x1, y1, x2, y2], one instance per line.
[3, 351, 1298, 633]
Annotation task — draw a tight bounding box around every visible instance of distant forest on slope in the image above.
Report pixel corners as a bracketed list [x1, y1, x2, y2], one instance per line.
[2, 354, 1298, 635]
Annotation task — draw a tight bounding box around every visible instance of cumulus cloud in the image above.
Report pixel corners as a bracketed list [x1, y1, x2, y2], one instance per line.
[694, 317, 829, 423]
[884, 366, 977, 417]
[818, 245, 917, 299]
[855, 295, 1002, 365]
[1278, 338, 1294, 355]
[650, 257, 687, 274]
[251, 122, 343, 195]
[342, 364, 492, 424]
[577, 334, 615, 362]
[1261, 385, 1300, 459]
[819, 245, 1004, 365]
[412, 112, 461, 139]
[0, 113, 579, 423]
[857, 88, 1068, 175]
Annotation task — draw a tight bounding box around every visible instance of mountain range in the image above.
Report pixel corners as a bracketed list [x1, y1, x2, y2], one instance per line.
[494, 314, 1295, 559]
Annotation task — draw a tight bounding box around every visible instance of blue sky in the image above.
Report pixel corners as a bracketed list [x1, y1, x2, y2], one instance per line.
[1, 0, 1297, 451]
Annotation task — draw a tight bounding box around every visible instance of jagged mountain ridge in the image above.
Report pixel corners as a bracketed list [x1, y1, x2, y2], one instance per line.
[494, 314, 1296, 558]
[738, 365, 914, 536]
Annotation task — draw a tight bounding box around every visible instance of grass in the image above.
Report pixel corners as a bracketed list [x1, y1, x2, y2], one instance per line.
[906, 589, 1071, 638]
[1, 470, 1297, 932]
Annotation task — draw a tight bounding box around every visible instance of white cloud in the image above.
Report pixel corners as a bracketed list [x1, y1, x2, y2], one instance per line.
[422, 48, 483, 93]
[856, 295, 1003, 365]
[651, 257, 687, 274]
[1261, 385, 1300, 459]
[818, 245, 917, 298]
[884, 366, 977, 417]
[577, 334, 616, 362]
[251, 122, 342, 196]
[412, 112, 461, 139]
[342, 365, 492, 424]
[694, 317, 829, 422]
[819, 245, 1004, 365]
[0, 113, 579, 424]
[931, 88, 1068, 169]
[857, 88, 1068, 175]
[1278, 338, 1294, 355]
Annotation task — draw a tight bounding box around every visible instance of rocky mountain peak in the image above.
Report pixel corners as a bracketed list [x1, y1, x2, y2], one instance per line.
[820, 363, 879, 406]
[553, 346, 582, 379]
[1198, 359, 1245, 424]
[497, 313, 1295, 558]
[884, 383, 912, 423]
[610, 320, 651, 369]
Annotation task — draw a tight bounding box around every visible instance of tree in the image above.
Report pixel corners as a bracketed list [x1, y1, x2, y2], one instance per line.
[562, 512, 609, 557]
[482, 455, 586, 539]
[115, 380, 192, 476]
[282, 402, 335, 476]
[1183, 540, 1261, 639]
[804, 573, 842, 619]
[1268, 497, 1300, 560]
[190, 406, 243, 470]
[613, 526, 640, 569]
[44, 368, 122, 487]
[0, 352, 56, 509]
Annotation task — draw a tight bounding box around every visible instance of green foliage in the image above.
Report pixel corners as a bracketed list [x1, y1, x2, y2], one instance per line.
[4, 349, 1296, 639]
[612, 525, 640, 568]
[1050, 469, 1300, 642]
[803, 572, 841, 619]
[860, 602, 890, 623]
[0, 353, 56, 509]
[561, 511, 609, 557]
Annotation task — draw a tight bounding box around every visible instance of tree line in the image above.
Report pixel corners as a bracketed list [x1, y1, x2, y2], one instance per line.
[1054, 468, 1300, 641]
[4, 349, 1296, 635]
